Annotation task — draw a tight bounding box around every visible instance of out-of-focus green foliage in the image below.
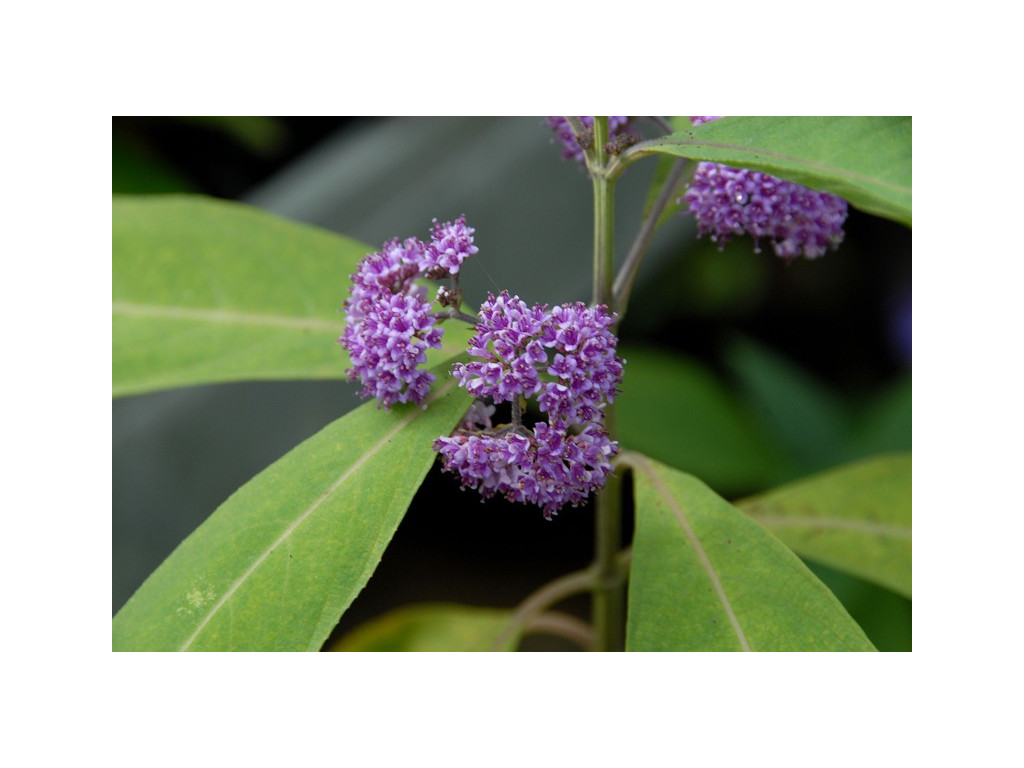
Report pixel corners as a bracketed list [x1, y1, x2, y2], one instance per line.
[328, 604, 520, 652]
[616, 345, 784, 496]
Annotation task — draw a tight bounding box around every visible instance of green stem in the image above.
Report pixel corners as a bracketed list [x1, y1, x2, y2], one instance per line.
[612, 157, 690, 317]
[511, 394, 524, 428]
[593, 423, 626, 651]
[604, 138, 657, 181]
[488, 567, 597, 651]
[591, 118, 615, 307]
[488, 549, 633, 651]
[588, 117, 626, 651]
[524, 611, 595, 651]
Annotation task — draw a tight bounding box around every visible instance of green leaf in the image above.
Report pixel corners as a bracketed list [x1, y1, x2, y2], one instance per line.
[634, 117, 911, 226]
[624, 453, 875, 651]
[112, 195, 473, 397]
[327, 603, 519, 651]
[616, 345, 785, 495]
[176, 116, 287, 156]
[803, 561, 912, 651]
[724, 336, 851, 477]
[735, 453, 911, 598]
[112, 365, 472, 651]
[112, 137, 197, 195]
[846, 375, 912, 459]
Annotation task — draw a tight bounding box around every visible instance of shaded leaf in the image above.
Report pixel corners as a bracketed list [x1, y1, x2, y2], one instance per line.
[328, 603, 519, 651]
[633, 117, 911, 226]
[725, 338, 913, 480]
[616, 345, 784, 495]
[640, 154, 694, 234]
[846, 375, 912, 460]
[736, 453, 911, 598]
[624, 453, 875, 651]
[112, 138, 197, 195]
[112, 195, 472, 397]
[112, 364, 472, 651]
[177, 116, 287, 156]
[724, 336, 851, 477]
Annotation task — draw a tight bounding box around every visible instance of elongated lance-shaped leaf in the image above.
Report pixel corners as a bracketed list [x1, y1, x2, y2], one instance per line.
[328, 603, 520, 652]
[629, 117, 911, 227]
[736, 453, 912, 598]
[623, 453, 875, 651]
[112, 364, 471, 651]
[112, 195, 473, 397]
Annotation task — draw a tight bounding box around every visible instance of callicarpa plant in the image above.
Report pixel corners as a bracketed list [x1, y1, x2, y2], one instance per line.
[112, 116, 912, 652]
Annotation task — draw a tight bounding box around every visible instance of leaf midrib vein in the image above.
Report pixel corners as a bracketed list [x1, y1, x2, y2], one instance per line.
[178, 377, 458, 651]
[113, 302, 468, 358]
[749, 514, 911, 539]
[113, 301, 343, 332]
[639, 138, 909, 195]
[632, 454, 751, 652]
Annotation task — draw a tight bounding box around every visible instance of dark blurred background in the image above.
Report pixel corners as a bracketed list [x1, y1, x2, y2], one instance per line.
[112, 117, 911, 650]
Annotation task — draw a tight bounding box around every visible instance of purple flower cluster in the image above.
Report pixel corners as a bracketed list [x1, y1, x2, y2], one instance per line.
[546, 117, 633, 164]
[434, 291, 623, 518]
[339, 216, 476, 408]
[683, 117, 848, 259]
[433, 423, 618, 518]
[419, 216, 478, 276]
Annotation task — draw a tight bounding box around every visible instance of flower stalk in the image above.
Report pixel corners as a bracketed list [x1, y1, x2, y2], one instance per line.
[590, 117, 615, 308]
[612, 157, 690, 317]
[588, 117, 627, 651]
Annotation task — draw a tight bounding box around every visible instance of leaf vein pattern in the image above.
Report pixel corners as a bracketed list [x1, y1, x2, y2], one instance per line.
[639, 139, 908, 194]
[632, 454, 751, 652]
[178, 377, 458, 651]
[751, 515, 911, 539]
[113, 301, 343, 332]
[114, 301, 469, 358]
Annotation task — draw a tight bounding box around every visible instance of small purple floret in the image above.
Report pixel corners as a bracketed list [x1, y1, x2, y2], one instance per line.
[683, 116, 848, 259]
[420, 215, 479, 275]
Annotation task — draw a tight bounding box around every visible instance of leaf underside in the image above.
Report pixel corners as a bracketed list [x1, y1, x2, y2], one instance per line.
[642, 117, 911, 227]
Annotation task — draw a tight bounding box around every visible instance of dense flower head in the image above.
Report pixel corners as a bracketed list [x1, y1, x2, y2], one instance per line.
[348, 236, 425, 308]
[433, 422, 618, 519]
[453, 292, 623, 428]
[420, 215, 478, 275]
[455, 292, 549, 403]
[546, 116, 632, 164]
[436, 290, 624, 518]
[341, 289, 442, 408]
[683, 116, 848, 259]
[340, 217, 477, 408]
